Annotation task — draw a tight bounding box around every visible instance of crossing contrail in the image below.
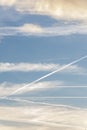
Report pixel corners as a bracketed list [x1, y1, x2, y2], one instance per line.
[4, 55, 87, 97]
[3, 97, 81, 110]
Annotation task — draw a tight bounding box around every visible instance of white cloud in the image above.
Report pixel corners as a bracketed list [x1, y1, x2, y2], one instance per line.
[1, 0, 87, 21]
[64, 64, 86, 75]
[0, 82, 25, 97]
[0, 0, 16, 6]
[0, 24, 43, 36]
[1, 23, 87, 37]
[0, 62, 57, 72]
[0, 81, 63, 97]
[0, 104, 87, 130]
[17, 0, 87, 21]
[0, 62, 86, 75]
[19, 24, 43, 34]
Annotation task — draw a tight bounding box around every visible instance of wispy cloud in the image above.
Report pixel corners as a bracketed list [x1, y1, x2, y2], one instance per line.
[1, 23, 87, 37]
[0, 62, 57, 72]
[0, 62, 86, 75]
[19, 24, 43, 34]
[1, 0, 87, 21]
[0, 81, 63, 97]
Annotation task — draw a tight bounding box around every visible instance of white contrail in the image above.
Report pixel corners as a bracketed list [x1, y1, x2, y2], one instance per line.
[4, 55, 87, 97]
[28, 96, 87, 99]
[2, 97, 82, 110]
[0, 96, 63, 107]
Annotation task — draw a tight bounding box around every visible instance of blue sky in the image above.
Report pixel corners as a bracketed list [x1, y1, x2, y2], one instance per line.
[0, 0, 87, 130]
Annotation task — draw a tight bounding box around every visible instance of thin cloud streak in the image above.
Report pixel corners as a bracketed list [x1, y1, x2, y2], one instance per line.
[0, 62, 58, 72]
[1, 23, 87, 37]
[27, 96, 87, 99]
[0, 62, 85, 75]
[0, 81, 63, 97]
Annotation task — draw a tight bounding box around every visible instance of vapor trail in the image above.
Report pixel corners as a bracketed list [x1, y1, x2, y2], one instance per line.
[4, 55, 87, 97]
[28, 96, 87, 99]
[2, 97, 81, 110]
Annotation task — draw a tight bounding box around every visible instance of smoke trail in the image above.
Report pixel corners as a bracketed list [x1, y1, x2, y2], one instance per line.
[3, 55, 87, 97]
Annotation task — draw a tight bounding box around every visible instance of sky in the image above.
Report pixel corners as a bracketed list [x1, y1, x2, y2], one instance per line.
[0, 0, 87, 130]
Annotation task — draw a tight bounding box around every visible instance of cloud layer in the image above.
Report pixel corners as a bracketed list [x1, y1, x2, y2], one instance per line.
[1, 0, 87, 21]
[0, 0, 16, 6]
[0, 104, 87, 130]
[1, 1, 87, 38]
